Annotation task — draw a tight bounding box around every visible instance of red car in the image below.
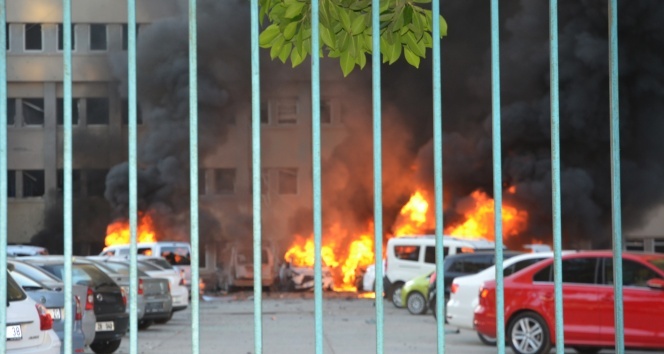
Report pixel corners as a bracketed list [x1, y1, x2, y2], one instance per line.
[474, 251, 664, 354]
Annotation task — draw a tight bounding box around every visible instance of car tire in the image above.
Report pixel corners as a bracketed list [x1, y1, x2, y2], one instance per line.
[406, 291, 428, 315]
[154, 311, 174, 325]
[90, 339, 122, 354]
[477, 332, 497, 346]
[572, 347, 601, 354]
[507, 311, 552, 354]
[390, 282, 405, 308]
[138, 320, 153, 330]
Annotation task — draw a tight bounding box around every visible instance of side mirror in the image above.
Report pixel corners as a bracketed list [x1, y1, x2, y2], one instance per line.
[646, 278, 664, 290]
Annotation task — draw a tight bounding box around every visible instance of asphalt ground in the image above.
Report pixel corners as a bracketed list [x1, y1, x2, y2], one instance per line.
[97, 291, 657, 354]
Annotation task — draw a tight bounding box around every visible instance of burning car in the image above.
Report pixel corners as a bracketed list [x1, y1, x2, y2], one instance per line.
[279, 262, 334, 291]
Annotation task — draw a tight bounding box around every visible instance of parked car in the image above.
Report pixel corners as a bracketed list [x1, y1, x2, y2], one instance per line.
[400, 271, 434, 315]
[427, 250, 523, 317]
[9, 267, 87, 353]
[20, 257, 129, 354]
[6, 244, 49, 256]
[83, 257, 173, 328]
[6, 270, 61, 354]
[8, 258, 96, 348]
[384, 235, 498, 307]
[278, 262, 334, 291]
[134, 255, 189, 312]
[217, 242, 278, 291]
[474, 251, 664, 354]
[446, 251, 574, 345]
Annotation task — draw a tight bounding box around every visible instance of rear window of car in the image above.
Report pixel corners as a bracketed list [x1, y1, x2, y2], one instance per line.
[533, 258, 598, 284]
[160, 246, 191, 266]
[394, 246, 420, 261]
[7, 271, 27, 302]
[504, 258, 547, 277]
[648, 258, 664, 273]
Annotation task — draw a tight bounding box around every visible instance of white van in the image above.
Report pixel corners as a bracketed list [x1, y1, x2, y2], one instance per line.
[384, 235, 496, 305]
[100, 241, 192, 290]
[6, 244, 49, 257]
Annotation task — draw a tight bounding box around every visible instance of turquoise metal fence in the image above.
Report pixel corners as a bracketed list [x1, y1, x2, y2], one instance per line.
[0, 0, 628, 353]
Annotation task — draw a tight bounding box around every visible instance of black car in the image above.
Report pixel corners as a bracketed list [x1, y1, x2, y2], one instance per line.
[20, 257, 129, 354]
[427, 250, 522, 319]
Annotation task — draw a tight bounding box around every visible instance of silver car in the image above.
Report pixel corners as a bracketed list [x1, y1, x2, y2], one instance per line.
[9, 259, 96, 348]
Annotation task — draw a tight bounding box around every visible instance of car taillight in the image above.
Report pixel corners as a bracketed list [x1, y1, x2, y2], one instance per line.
[36, 303, 54, 330]
[85, 287, 94, 311]
[479, 287, 489, 299]
[451, 283, 459, 294]
[429, 272, 437, 285]
[75, 295, 83, 321]
[121, 288, 128, 306]
[138, 278, 144, 295]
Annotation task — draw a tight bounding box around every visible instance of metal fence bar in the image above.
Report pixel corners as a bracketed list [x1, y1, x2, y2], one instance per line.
[0, 0, 8, 345]
[250, 1, 263, 353]
[431, 0, 446, 352]
[62, 1, 75, 353]
[188, 0, 201, 353]
[310, 1, 324, 353]
[548, 1, 566, 353]
[371, 0, 385, 352]
[489, 1, 506, 353]
[127, 0, 140, 353]
[608, 0, 625, 352]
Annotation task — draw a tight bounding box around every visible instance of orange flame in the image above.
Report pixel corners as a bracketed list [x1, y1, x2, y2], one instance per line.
[104, 213, 158, 247]
[392, 190, 434, 236]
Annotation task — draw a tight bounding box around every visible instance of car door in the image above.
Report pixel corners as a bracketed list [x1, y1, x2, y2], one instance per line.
[599, 257, 664, 347]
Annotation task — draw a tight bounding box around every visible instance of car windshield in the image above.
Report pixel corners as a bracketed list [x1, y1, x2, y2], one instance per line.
[648, 258, 664, 273]
[9, 261, 61, 283]
[160, 247, 191, 266]
[7, 271, 27, 302]
[9, 270, 45, 290]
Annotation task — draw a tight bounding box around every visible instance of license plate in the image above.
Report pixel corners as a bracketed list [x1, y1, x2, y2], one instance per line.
[95, 321, 115, 332]
[47, 308, 62, 320]
[6, 325, 22, 341]
[146, 303, 164, 313]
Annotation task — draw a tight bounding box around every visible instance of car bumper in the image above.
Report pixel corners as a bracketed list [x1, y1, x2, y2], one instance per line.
[473, 304, 496, 338]
[446, 298, 474, 330]
[8, 329, 61, 354]
[141, 296, 173, 320]
[93, 313, 130, 342]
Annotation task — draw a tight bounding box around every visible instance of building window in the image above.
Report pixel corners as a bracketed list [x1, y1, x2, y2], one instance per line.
[121, 99, 143, 125]
[57, 169, 81, 197]
[23, 170, 45, 197]
[86, 169, 107, 197]
[86, 98, 109, 125]
[57, 24, 76, 51]
[214, 168, 236, 195]
[278, 168, 297, 194]
[6, 24, 9, 51]
[7, 98, 16, 125]
[260, 102, 269, 124]
[276, 100, 298, 124]
[24, 23, 42, 50]
[89, 24, 107, 51]
[7, 170, 16, 197]
[321, 100, 332, 124]
[121, 24, 140, 51]
[198, 169, 207, 196]
[57, 98, 80, 125]
[23, 99, 45, 125]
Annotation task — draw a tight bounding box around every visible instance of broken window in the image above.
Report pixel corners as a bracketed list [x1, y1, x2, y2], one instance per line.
[214, 168, 236, 195]
[89, 24, 107, 51]
[57, 24, 76, 50]
[57, 169, 81, 197]
[57, 98, 80, 125]
[7, 170, 16, 197]
[121, 24, 140, 51]
[121, 98, 143, 125]
[23, 98, 45, 125]
[86, 169, 107, 197]
[276, 100, 298, 124]
[321, 100, 332, 124]
[86, 97, 109, 125]
[7, 98, 16, 125]
[278, 168, 297, 195]
[23, 170, 45, 197]
[24, 23, 42, 50]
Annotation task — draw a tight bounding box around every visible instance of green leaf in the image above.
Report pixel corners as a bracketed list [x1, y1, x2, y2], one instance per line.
[385, 39, 401, 64]
[283, 21, 298, 40]
[291, 47, 306, 67]
[259, 24, 280, 48]
[349, 0, 371, 11]
[270, 35, 285, 60]
[363, 33, 373, 53]
[356, 50, 367, 69]
[340, 50, 354, 77]
[404, 46, 420, 68]
[339, 8, 352, 32]
[350, 14, 365, 35]
[284, 2, 306, 19]
[410, 12, 424, 40]
[278, 42, 293, 63]
[440, 15, 448, 37]
[338, 30, 351, 51]
[403, 31, 425, 57]
[320, 25, 337, 49]
[403, 5, 413, 25]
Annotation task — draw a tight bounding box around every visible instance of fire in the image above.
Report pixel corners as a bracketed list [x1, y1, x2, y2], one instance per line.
[392, 190, 434, 236]
[283, 225, 375, 291]
[445, 190, 528, 242]
[105, 213, 158, 247]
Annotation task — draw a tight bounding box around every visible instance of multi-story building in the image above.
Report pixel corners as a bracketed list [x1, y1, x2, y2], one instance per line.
[5, 0, 350, 266]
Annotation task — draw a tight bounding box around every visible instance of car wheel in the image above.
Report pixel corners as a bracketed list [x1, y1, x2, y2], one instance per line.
[138, 320, 153, 330]
[154, 311, 174, 325]
[390, 282, 405, 308]
[477, 332, 497, 346]
[90, 339, 122, 354]
[406, 291, 428, 315]
[572, 347, 601, 354]
[508, 312, 551, 354]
